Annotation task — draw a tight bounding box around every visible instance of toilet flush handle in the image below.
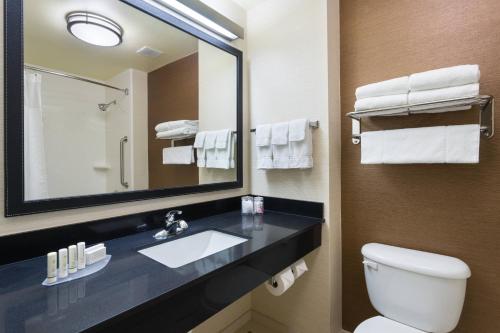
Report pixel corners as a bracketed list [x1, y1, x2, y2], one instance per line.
[362, 260, 378, 270]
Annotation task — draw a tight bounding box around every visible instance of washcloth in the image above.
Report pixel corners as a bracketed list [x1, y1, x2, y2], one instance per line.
[356, 76, 410, 99]
[256, 124, 272, 147]
[354, 94, 408, 112]
[271, 122, 289, 145]
[155, 120, 198, 132]
[162, 146, 194, 165]
[289, 119, 313, 169]
[409, 64, 480, 91]
[256, 124, 273, 169]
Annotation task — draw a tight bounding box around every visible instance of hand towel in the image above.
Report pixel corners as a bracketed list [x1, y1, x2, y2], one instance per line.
[445, 124, 480, 163]
[215, 130, 233, 169]
[162, 146, 194, 165]
[204, 131, 218, 168]
[408, 83, 479, 110]
[194, 132, 207, 167]
[256, 124, 272, 147]
[155, 120, 198, 132]
[156, 126, 198, 139]
[356, 76, 410, 99]
[289, 119, 313, 169]
[354, 94, 408, 112]
[272, 122, 290, 168]
[409, 64, 480, 91]
[256, 124, 273, 169]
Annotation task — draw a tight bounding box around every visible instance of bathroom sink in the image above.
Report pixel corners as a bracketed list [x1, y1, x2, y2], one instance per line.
[138, 230, 248, 268]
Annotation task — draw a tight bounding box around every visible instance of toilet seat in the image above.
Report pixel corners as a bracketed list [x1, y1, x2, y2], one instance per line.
[354, 316, 426, 333]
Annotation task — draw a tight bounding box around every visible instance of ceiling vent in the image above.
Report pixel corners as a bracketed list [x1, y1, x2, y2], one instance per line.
[136, 46, 163, 58]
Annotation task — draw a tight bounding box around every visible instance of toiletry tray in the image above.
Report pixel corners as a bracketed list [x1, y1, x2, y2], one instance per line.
[42, 255, 112, 286]
[346, 95, 494, 144]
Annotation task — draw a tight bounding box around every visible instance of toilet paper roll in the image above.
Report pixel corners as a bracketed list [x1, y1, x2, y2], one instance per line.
[265, 267, 295, 296]
[291, 259, 308, 279]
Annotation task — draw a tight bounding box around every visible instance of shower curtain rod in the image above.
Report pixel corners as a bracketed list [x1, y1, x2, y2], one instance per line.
[24, 65, 129, 95]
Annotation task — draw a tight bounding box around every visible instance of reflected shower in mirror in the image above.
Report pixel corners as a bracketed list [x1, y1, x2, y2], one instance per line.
[23, 0, 238, 201]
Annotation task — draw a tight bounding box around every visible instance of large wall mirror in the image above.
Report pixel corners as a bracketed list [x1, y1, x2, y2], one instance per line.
[4, 0, 243, 216]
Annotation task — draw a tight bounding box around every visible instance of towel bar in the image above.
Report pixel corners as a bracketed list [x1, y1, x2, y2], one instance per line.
[346, 95, 494, 144]
[249, 120, 319, 132]
[163, 131, 238, 147]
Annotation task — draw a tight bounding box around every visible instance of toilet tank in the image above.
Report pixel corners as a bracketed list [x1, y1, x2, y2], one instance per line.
[362, 243, 471, 333]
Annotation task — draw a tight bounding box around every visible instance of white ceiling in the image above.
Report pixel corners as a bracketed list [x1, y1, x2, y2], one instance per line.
[24, 0, 199, 80]
[232, 0, 268, 10]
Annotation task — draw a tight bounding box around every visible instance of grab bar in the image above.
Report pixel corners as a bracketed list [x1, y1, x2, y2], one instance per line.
[120, 136, 129, 188]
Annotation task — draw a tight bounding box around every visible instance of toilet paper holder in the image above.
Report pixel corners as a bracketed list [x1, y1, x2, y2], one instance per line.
[269, 276, 278, 288]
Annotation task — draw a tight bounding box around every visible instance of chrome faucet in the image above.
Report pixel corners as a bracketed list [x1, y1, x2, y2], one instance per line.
[154, 210, 189, 240]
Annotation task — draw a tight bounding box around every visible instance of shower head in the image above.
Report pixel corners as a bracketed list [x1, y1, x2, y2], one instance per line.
[98, 100, 116, 112]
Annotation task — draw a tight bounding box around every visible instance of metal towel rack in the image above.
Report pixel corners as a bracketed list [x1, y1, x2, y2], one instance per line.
[346, 95, 495, 144]
[249, 120, 319, 132]
[160, 131, 238, 147]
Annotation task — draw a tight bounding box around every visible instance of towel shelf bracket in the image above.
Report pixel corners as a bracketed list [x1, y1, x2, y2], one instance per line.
[347, 95, 495, 145]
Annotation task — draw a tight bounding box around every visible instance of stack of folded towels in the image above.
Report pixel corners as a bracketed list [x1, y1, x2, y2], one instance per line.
[255, 118, 313, 170]
[354, 64, 480, 113]
[155, 120, 198, 139]
[194, 129, 235, 169]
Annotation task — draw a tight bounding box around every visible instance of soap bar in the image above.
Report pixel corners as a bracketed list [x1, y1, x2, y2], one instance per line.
[85, 246, 106, 265]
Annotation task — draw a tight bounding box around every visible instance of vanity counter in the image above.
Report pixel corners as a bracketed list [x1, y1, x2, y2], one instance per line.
[0, 211, 322, 333]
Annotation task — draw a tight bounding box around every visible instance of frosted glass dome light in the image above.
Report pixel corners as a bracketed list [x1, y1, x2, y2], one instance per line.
[66, 12, 123, 47]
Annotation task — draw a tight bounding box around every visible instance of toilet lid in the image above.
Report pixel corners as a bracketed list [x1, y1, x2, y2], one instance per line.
[354, 316, 426, 333]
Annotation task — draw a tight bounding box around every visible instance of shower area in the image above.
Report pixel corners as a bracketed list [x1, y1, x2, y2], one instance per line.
[24, 65, 148, 200]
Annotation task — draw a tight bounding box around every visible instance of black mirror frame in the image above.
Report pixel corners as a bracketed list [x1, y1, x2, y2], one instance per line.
[4, 0, 243, 217]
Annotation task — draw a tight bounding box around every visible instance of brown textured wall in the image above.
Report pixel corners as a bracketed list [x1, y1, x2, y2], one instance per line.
[148, 53, 199, 190]
[340, 1, 500, 332]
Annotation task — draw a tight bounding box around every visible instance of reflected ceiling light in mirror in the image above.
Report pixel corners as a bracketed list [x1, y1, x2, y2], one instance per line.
[66, 12, 123, 47]
[154, 0, 239, 40]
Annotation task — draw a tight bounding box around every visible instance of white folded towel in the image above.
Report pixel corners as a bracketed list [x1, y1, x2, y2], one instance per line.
[194, 132, 206, 167]
[356, 76, 410, 99]
[155, 120, 198, 132]
[216, 129, 231, 149]
[256, 124, 273, 169]
[162, 146, 195, 165]
[408, 83, 479, 110]
[256, 124, 272, 147]
[271, 122, 289, 145]
[409, 64, 480, 91]
[271, 122, 290, 169]
[215, 130, 235, 169]
[354, 94, 408, 112]
[156, 127, 198, 139]
[204, 131, 218, 168]
[361, 125, 480, 164]
[289, 119, 313, 169]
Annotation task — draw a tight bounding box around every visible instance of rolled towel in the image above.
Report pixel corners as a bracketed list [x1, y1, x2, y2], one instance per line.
[408, 83, 479, 110]
[409, 64, 480, 91]
[356, 76, 409, 99]
[354, 94, 408, 112]
[156, 127, 198, 139]
[155, 120, 198, 132]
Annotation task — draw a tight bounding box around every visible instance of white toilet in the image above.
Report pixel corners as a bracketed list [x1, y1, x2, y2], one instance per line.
[354, 243, 471, 333]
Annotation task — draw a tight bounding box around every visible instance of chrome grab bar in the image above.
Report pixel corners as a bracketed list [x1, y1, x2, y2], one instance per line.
[120, 136, 129, 188]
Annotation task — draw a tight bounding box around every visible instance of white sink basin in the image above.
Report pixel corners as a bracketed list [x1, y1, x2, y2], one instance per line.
[138, 230, 248, 268]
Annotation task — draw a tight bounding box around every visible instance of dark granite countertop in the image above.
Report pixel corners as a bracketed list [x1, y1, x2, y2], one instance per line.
[0, 211, 322, 333]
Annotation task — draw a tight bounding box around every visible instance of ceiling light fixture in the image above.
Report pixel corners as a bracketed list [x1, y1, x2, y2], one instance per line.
[66, 12, 123, 47]
[153, 0, 241, 41]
